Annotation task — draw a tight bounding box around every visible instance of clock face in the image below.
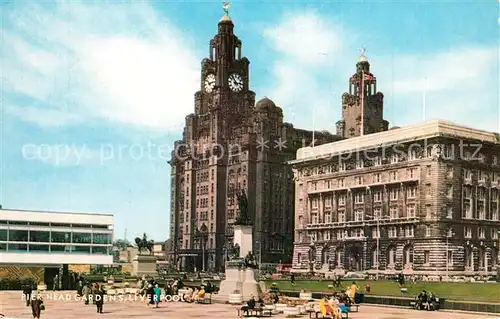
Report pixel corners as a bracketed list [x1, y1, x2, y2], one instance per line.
[228, 73, 244, 92]
[204, 74, 216, 93]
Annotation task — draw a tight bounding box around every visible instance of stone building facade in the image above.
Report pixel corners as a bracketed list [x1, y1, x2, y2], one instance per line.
[291, 120, 500, 277]
[168, 12, 338, 272]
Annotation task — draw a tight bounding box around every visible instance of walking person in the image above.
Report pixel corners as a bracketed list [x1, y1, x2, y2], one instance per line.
[95, 285, 105, 314]
[31, 292, 44, 319]
[154, 284, 162, 307]
[82, 283, 90, 305]
[146, 284, 154, 307]
[23, 284, 32, 307]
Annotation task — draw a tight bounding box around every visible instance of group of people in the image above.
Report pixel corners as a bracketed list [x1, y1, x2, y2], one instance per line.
[76, 281, 106, 313]
[319, 282, 359, 318]
[22, 284, 44, 319]
[179, 285, 207, 302]
[415, 290, 440, 311]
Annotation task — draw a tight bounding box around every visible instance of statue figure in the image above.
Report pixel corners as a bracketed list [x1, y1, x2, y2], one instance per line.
[222, 1, 231, 15]
[230, 243, 240, 260]
[134, 233, 154, 255]
[234, 189, 252, 225]
[244, 251, 258, 269]
[308, 242, 316, 262]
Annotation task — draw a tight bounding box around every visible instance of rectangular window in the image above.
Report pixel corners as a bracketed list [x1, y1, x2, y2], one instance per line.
[373, 156, 382, 166]
[72, 246, 91, 254]
[390, 207, 398, 219]
[464, 227, 472, 238]
[338, 211, 345, 223]
[28, 244, 50, 253]
[374, 191, 382, 202]
[355, 193, 364, 204]
[390, 189, 398, 201]
[373, 173, 381, 183]
[373, 207, 381, 219]
[8, 244, 27, 251]
[8, 230, 28, 242]
[92, 233, 112, 245]
[72, 232, 91, 244]
[338, 195, 346, 206]
[408, 149, 418, 161]
[354, 209, 364, 221]
[407, 204, 416, 218]
[424, 251, 430, 264]
[0, 229, 7, 241]
[426, 165, 431, 176]
[92, 246, 108, 254]
[29, 231, 50, 242]
[407, 187, 416, 198]
[391, 153, 399, 164]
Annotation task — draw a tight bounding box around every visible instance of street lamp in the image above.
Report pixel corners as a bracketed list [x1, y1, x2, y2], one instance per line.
[446, 228, 455, 280]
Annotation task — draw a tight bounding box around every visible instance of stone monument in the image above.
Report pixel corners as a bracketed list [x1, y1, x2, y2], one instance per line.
[217, 189, 262, 302]
[132, 233, 158, 277]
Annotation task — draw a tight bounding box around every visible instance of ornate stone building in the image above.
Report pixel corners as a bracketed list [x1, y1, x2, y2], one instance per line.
[167, 12, 338, 272]
[291, 57, 500, 276]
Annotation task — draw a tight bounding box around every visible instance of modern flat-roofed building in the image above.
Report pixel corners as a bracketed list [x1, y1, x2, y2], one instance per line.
[0, 208, 114, 288]
[290, 120, 500, 277]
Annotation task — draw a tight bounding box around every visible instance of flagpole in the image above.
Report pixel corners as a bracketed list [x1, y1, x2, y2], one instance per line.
[312, 107, 315, 147]
[422, 77, 427, 122]
[361, 70, 365, 136]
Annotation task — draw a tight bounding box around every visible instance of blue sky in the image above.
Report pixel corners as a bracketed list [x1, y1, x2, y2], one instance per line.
[1, 0, 498, 242]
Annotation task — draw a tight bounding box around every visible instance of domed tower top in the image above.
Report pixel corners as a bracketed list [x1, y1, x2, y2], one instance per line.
[356, 47, 370, 74]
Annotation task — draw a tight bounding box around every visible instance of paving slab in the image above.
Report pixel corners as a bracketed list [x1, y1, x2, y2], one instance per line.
[0, 291, 493, 319]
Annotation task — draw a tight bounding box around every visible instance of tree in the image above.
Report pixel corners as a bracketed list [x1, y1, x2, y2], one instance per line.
[113, 239, 130, 251]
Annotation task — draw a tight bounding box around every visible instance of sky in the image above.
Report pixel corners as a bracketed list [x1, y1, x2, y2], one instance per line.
[0, 0, 498, 242]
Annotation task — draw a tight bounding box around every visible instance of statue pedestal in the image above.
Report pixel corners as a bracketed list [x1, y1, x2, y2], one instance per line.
[132, 254, 157, 277]
[234, 225, 253, 258]
[217, 267, 243, 301]
[241, 268, 261, 300]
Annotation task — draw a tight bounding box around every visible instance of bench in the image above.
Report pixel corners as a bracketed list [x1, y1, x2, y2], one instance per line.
[309, 311, 348, 319]
[349, 304, 359, 312]
[196, 297, 211, 304]
[237, 307, 272, 317]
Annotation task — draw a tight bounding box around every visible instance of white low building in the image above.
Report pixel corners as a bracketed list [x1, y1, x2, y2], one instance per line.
[0, 208, 114, 265]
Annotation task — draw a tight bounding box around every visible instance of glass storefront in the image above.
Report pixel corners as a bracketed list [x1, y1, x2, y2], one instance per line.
[8, 244, 27, 251]
[0, 229, 7, 241]
[50, 244, 71, 253]
[8, 230, 28, 242]
[91, 246, 108, 254]
[72, 232, 92, 244]
[92, 233, 111, 245]
[29, 244, 50, 252]
[51, 231, 71, 243]
[0, 222, 112, 255]
[29, 230, 50, 242]
[72, 246, 91, 253]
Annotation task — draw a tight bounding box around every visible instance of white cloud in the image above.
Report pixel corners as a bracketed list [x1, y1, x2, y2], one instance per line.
[262, 12, 499, 134]
[21, 143, 101, 167]
[263, 12, 345, 66]
[2, 1, 200, 132]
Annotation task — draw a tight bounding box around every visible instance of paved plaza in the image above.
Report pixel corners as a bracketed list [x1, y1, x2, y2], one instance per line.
[0, 291, 494, 319]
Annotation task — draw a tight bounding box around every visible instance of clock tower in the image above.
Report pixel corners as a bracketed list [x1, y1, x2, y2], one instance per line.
[193, 9, 256, 142]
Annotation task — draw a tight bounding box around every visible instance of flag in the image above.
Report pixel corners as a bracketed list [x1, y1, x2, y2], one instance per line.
[363, 73, 374, 81]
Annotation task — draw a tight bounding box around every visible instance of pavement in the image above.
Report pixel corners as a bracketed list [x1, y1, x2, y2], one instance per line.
[0, 291, 495, 319]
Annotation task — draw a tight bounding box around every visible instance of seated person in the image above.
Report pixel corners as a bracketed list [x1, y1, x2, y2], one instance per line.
[197, 286, 206, 299]
[240, 295, 256, 316]
[272, 292, 279, 304]
[184, 287, 194, 302]
[319, 296, 335, 318]
[416, 290, 428, 310]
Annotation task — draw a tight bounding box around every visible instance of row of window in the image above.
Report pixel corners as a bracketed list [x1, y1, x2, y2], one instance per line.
[308, 205, 418, 225]
[0, 243, 110, 254]
[303, 148, 498, 177]
[310, 187, 418, 208]
[0, 221, 109, 229]
[0, 229, 112, 244]
[307, 226, 499, 242]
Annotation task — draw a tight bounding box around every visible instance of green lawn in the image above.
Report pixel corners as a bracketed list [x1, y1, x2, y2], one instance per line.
[263, 280, 500, 303]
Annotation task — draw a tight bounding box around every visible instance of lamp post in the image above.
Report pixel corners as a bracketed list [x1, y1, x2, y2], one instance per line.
[446, 228, 454, 280]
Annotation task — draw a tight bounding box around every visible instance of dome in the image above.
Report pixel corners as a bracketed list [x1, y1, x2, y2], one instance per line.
[255, 97, 276, 111]
[219, 14, 231, 22]
[358, 55, 368, 63]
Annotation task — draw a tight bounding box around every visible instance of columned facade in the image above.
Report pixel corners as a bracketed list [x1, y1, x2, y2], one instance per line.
[291, 120, 500, 277]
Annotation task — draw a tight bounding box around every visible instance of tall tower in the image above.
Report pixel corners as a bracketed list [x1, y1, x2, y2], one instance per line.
[336, 51, 389, 138]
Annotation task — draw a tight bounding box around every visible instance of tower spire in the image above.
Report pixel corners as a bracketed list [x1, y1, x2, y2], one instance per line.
[221, 1, 232, 22]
